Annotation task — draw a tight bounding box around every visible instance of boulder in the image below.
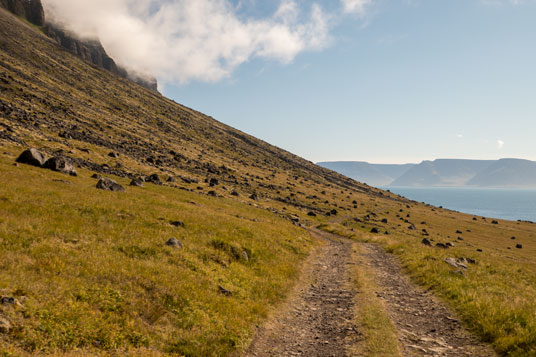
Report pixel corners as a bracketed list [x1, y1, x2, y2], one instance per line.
[230, 190, 239, 197]
[145, 173, 161, 184]
[218, 285, 232, 296]
[16, 148, 46, 167]
[249, 193, 258, 200]
[108, 152, 119, 158]
[307, 211, 317, 217]
[165, 238, 183, 248]
[370, 227, 379, 234]
[167, 177, 177, 183]
[43, 156, 77, 176]
[435, 243, 449, 249]
[209, 178, 219, 187]
[96, 178, 125, 192]
[129, 178, 144, 187]
[516, 244, 523, 249]
[170, 221, 185, 228]
[421, 238, 432, 246]
[91, 173, 102, 179]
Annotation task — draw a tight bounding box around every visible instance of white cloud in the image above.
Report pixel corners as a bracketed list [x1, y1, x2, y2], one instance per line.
[341, 0, 373, 15]
[497, 139, 505, 149]
[42, 0, 330, 85]
[456, 134, 464, 139]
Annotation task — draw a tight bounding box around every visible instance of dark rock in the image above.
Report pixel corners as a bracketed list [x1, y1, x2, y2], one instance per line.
[108, 152, 119, 158]
[218, 285, 232, 296]
[307, 211, 317, 217]
[446, 242, 454, 247]
[129, 178, 144, 187]
[516, 244, 523, 249]
[249, 193, 258, 200]
[457, 236, 464, 241]
[408, 224, 417, 230]
[208, 190, 217, 197]
[476, 248, 483, 252]
[165, 238, 183, 248]
[43, 156, 77, 176]
[456, 230, 462, 234]
[421, 238, 432, 246]
[511, 236, 516, 240]
[209, 178, 219, 187]
[381, 218, 388, 223]
[230, 190, 240, 197]
[435, 243, 449, 249]
[16, 148, 46, 167]
[491, 220, 499, 224]
[330, 209, 338, 216]
[170, 221, 185, 228]
[91, 173, 102, 179]
[167, 177, 177, 183]
[290, 216, 300, 223]
[370, 227, 379, 234]
[1, 297, 16, 305]
[466, 258, 477, 264]
[145, 173, 161, 184]
[96, 178, 125, 192]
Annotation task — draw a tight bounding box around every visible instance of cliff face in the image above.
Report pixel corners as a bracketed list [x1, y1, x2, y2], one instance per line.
[0, 0, 158, 92]
[0, 0, 45, 26]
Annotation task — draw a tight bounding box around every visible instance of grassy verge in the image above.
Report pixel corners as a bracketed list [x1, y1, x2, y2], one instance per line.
[350, 244, 401, 356]
[0, 153, 314, 356]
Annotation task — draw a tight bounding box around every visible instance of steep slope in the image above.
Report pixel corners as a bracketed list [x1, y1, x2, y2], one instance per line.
[317, 161, 415, 186]
[467, 158, 536, 188]
[391, 159, 494, 187]
[0, 6, 377, 206]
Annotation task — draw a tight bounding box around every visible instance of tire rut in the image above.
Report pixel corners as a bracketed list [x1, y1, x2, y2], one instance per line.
[245, 229, 360, 356]
[360, 243, 497, 356]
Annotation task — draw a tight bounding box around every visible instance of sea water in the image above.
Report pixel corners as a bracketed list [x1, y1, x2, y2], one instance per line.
[383, 187, 536, 222]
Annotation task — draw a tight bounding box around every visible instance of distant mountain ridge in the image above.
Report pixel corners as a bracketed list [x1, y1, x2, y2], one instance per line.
[317, 161, 416, 186]
[319, 159, 536, 188]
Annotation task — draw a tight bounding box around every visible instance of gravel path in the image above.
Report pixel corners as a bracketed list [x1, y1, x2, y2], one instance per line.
[245, 229, 496, 357]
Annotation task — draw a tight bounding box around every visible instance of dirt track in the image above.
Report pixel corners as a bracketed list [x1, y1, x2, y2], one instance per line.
[246, 229, 496, 356]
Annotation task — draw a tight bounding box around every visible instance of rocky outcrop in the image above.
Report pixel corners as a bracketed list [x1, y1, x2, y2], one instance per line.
[0, 0, 45, 26]
[45, 25, 120, 74]
[1, 0, 158, 92]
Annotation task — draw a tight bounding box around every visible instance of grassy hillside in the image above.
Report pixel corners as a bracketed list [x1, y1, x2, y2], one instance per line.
[0, 147, 314, 355]
[1, 6, 536, 356]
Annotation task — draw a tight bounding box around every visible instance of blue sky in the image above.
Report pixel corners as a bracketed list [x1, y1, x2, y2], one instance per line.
[160, 0, 536, 164]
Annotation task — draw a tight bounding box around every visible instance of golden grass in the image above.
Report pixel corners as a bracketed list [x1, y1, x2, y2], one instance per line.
[0, 155, 314, 356]
[350, 244, 401, 357]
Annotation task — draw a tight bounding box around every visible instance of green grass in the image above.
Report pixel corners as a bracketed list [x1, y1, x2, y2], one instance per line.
[0, 155, 314, 356]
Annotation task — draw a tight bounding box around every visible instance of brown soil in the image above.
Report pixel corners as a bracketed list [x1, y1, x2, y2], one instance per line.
[245, 230, 497, 356]
[360, 243, 497, 356]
